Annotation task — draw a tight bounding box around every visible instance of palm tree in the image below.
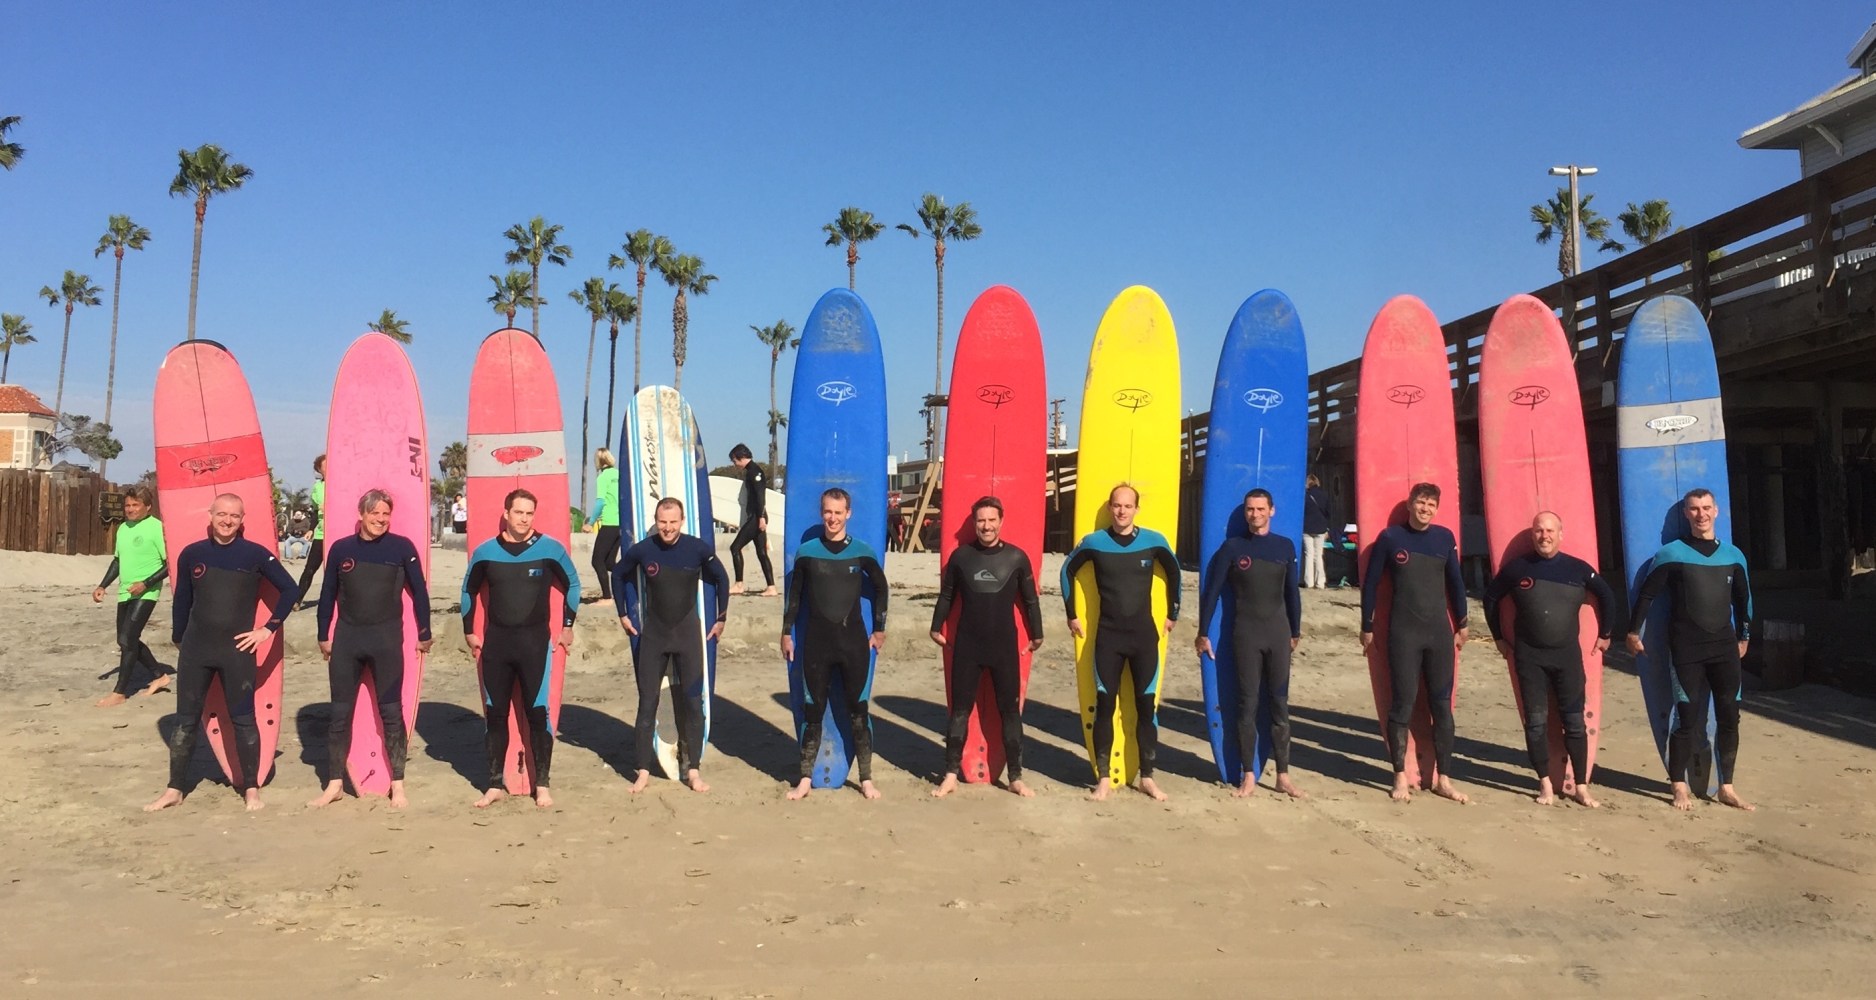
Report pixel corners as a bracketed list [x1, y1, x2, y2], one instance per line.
[503, 216, 572, 339]
[367, 308, 412, 343]
[897, 193, 982, 407]
[39, 271, 102, 419]
[654, 253, 717, 393]
[92, 214, 151, 479]
[488, 270, 537, 327]
[602, 286, 637, 445]
[168, 144, 253, 341]
[0, 115, 22, 170]
[1617, 199, 1674, 249]
[568, 277, 610, 510]
[752, 320, 799, 471]
[1531, 187, 1617, 278]
[608, 229, 672, 393]
[822, 207, 885, 289]
[1, 314, 33, 383]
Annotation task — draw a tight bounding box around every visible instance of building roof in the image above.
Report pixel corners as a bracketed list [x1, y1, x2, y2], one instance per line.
[1740, 22, 1876, 151]
[0, 384, 57, 418]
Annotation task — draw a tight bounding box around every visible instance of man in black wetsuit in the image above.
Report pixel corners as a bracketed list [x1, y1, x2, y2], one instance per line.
[1485, 511, 1615, 809]
[1196, 488, 1305, 799]
[1359, 482, 1470, 804]
[144, 493, 300, 813]
[782, 487, 889, 801]
[309, 489, 433, 810]
[614, 497, 730, 794]
[1062, 484, 1182, 802]
[1626, 488, 1755, 813]
[727, 444, 776, 596]
[462, 489, 580, 809]
[929, 496, 1044, 799]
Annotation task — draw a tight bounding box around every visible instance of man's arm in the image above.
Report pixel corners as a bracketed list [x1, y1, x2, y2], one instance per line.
[257, 553, 301, 629]
[99, 557, 121, 590]
[1059, 545, 1091, 619]
[1359, 532, 1389, 631]
[548, 544, 580, 626]
[1284, 549, 1302, 638]
[1482, 564, 1512, 642]
[862, 555, 889, 632]
[1152, 544, 1182, 621]
[460, 551, 486, 636]
[142, 561, 169, 590]
[316, 539, 344, 642]
[929, 555, 960, 634]
[780, 561, 805, 633]
[1443, 537, 1468, 630]
[1731, 556, 1753, 641]
[171, 550, 195, 643]
[400, 537, 433, 642]
[1582, 563, 1618, 640]
[1016, 555, 1045, 642]
[703, 551, 731, 624]
[612, 544, 642, 621]
[1196, 547, 1229, 630]
[1627, 559, 1675, 627]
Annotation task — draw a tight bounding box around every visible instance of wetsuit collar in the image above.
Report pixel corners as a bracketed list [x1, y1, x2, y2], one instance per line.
[500, 529, 537, 545]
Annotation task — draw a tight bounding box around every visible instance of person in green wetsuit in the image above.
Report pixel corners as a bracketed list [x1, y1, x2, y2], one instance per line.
[92, 484, 171, 706]
[586, 447, 622, 603]
[295, 453, 327, 608]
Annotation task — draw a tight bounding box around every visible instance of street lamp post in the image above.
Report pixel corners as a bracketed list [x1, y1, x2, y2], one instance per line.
[1549, 164, 1599, 277]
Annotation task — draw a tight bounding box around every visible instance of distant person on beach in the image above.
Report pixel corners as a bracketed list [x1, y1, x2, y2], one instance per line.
[727, 444, 776, 596]
[92, 484, 171, 707]
[461, 488, 579, 809]
[1062, 483, 1181, 802]
[282, 508, 311, 561]
[929, 495, 1043, 798]
[1302, 474, 1333, 588]
[586, 448, 621, 603]
[1360, 482, 1470, 805]
[1626, 488, 1756, 813]
[1196, 488, 1306, 799]
[308, 489, 433, 810]
[294, 454, 328, 608]
[1485, 511, 1615, 809]
[144, 493, 300, 813]
[613, 497, 729, 795]
[450, 494, 468, 535]
[782, 487, 888, 801]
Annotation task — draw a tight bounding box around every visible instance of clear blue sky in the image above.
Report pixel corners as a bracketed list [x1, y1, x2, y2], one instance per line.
[1, 2, 1861, 495]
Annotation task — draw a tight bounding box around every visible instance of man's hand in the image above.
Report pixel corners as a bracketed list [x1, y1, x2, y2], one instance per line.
[319, 639, 333, 661]
[1452, 627, 1470, 652]
[1495, 639, 1514, 662]
[619, 616, 638, 636]
[417, 638, 434, 654]
[1592, 637, 1610, 654]
[234, 628, 274, 654]
[1027, 637, 1043, 653]
[930, 630, 946, 647]
[707, 621, 724, 641]
[758, 516, 767, 532]
[1194, 636, 1213, 657]
[1162, 619, 1176, 636]
[1360, 631, 1375, 652]
[91, 586, 106, 604]
[556, 628, 575, 651]
[466, 633, 483, 655]
[869, 631, 886, 652]
[1289, 636, 1300, 651]
[780, 634, 795, 662]
[1067, 618, 1084, 639]
[1625, 633, 1644, 655]
[127, 582, 147, 598]
[1737, 639, 1749, 660]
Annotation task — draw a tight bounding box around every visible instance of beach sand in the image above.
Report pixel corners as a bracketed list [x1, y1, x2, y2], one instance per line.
[1, 536, 1872, 998]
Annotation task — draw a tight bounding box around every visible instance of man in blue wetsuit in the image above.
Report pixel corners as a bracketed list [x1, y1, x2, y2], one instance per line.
[1062, 484, 1182, 803]
[1626, 488, 1755, 813]
[144, 493, 300, 813]
[1485, 511, 1615, 809]
[615, 497, 730, 795]
[1196, 488, 1305, 800]
[462, 489, 580, 810]
[1360, 482, 1470, 805]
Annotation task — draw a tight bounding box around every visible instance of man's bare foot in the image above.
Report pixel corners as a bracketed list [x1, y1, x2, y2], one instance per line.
[1274, 773, 1309, 799]
[760, 585, 779, 597]
[1232, 774, 1258, 799]
[141, 674, 172, 696]
[1389, 774, 1413, 802]
[859, 779, 881, 800]
[786, 778, 812, 801]
[143, 788, 184, 812]
[1716, 784, 1755, 812]
[472, 788, 506, 808]
[388, 781, 408, 809]
[1430, 777, 1469, 805]
[243, 788, 265, 812]
[533, 786, 553, 809]
[1090, 780, 1113, 802]
[932, 773, 959, 798]
[629, 769, 652, 794]
[1534, 777, 1556, 806]
[1137, 777, 1168, 802]
[1569, 784, 1601, 809]
[95, 692, 128, 707]
[685, 769, 710, 794]
[1670, 781, 1695, 811]
[307, 781, 346, 808]
[728, 583, 746, 595]
[1008, 779, 1034, 798]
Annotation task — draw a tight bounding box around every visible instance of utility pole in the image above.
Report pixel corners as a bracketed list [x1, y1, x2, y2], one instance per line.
[1048, 398, 1066, 448]
[1549, 164, 1599, 276]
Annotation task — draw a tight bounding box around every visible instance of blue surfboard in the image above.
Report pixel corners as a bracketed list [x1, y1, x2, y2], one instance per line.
[1197, 290, 1310, 785]
[1617, 294, 1729, 794]
[785, 289, 889, 788]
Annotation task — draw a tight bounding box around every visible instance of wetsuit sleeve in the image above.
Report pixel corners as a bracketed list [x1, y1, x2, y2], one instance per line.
[588, 496, 607, 523]
[864, 556, 888, 632]
[1359, 532, 1389, 631]
[703, 545, 730, 624]
[1017, 557, 1044, 642]
[929, 557, 959, 634]
[1154, 544, 1182, 621]
[1197, 548, 1229, 628]
[402, 539, 432, 642]
[1285, 549, 1302, 638]
[259, 554, 300, 630]
[461, 553, 487, 636]
[1627, 560, 1675, 629]
[1059, 546, 1091, 619]
[172, 552, 195, 643]
[1583, 565, 1618, 640]
[1444, 539, 1468, 630]
[99, 557, 121, 589]
[143, 561, 169, 589]
[1731, 557, 1753, 641]
[1483, 565, 1512, 641]
[316, 543, 342, 642]
[612, 544, 641, 621]
[549, 545, 580, 626]
[781, 561, 806, 633]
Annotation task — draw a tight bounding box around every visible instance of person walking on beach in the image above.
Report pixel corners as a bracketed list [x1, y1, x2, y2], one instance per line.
[1196, 488, 1306, 799]
[782, 487, 888, 801]
[1485, 511, 1615, 808]
[308, 490, 433, 810]
[461, 489, 580, 809]
[1062, 484, 1182, 802]
[727, 444, 777, 596]
[450, 494, 468, 535]
[930, 496, 1044, 799]
[93, 484, 170, 706]
[587, 447, 622, 603]
[294, 454, 328, 608]
[1302, 474, 1334, 588]
[1360, 482, 1470, 805]
[614, 497, 729, 794]
[1626, 488, 1756, 813]
[144, 493, 300, 812]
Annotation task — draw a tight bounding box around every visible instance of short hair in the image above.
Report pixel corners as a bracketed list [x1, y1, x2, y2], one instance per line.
[357, 489, 395, 515]
[971, 495, 1004, 518]
[1409, 482, 1441, 504]
[1306, 473, 1321, 488]
[655, 497, 685, 515]
[124, 484, 156, 507]
[313, 453, 327, 473]
[1532, 510, 1561, 528]
[1108, 483, 1140, 505]
[821, 487, 852, 510]
[1244, 488, 1274, 505]
[594, 447, 615, 471]
[503, 488, 537, 511]
[1683, 488, 1714, 505]
[211, 492, 244, 510]
[730, 443, 754, 462]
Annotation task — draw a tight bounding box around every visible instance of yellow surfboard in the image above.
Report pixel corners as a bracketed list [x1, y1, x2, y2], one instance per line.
[1071, 286, 1182, 786]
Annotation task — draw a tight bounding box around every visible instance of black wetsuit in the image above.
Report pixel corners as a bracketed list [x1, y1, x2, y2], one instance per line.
[1061, 526, 1182, 781]
[1360, 522, 1468, 777]
[316, 531, 431, 785]
[1630, 537, 1752, 785]
[930, 540, 1044, 781]
[462, 533, 580, 790]
[1198, 532, 1302, 774]
[99, 540, 171, 696]
[783, 535, 888, 781]
[1484, 551, 1616, 780]
[730, 462, 775, 587]
[168, 534, 299, 791]
[614, 533, 729, 774]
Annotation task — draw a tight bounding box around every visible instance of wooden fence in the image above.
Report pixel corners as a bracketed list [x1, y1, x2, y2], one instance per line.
[0, 468, 119, 555]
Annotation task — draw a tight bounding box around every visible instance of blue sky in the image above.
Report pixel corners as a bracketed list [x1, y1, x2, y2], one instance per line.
[1, 2, 1861, 495]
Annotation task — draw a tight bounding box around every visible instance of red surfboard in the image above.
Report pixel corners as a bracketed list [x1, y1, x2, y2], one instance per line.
[152, 340, 286, 789]
[1479, 294, 1602, 791]
[467, 329, 571, 795]
[939, 287, 1047, 784]
[1355, 296, 1462, 789]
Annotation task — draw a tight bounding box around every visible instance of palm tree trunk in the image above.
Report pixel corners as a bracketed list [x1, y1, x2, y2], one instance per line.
[187, 197, 206, 341]
[768, 350, 779, 471]
[53, 306, 73, 420]
[3, 347, 12, 383]
[672, 293, 688, 394]
[847, 243, 858, 290]
[101, 248, 124, 479]
[605, 324, 619, 452]
[530, 263, 542, 339]
[931, 241, 946, 462]
[580, 315, 600, 511]
[633, 267, 647, 394]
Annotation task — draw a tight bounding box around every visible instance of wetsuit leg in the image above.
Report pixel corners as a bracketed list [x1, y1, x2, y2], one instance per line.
[1422, 639, 1457, 777]
[985, 647, 1024, 782]
[591, 526, 620, 600]
[797, 635, 834, 779]
[1231, 630, 1267, 778]
[669, 632, 707, 774]
[478, 638, 518, 790]
[371, 634, 409, 783]
[1090, 627, 1133, 782]
[324, 638, 366, 783]
[835, 628, 875, 782]
[215, 652, 263, 791]
[943, 652, 988, 774]
[1667, 653, 1717, 785]
[631, 641, 667, 773]
[751, 529, 775, 586]
[1124, 633, 1163, 779]
[1706, 650, 1743, 784]
[1553, 656, 1589, 784]
[1512, 653, 1552, 777]
[1383, 630, 1423, 773]
[730, 522, 774, 586]
[514, 640, 554, 787]
[114, 600, 162, 696]
[165, 651, 214, 791]
[1267, 641, 1295, 774]
[295, 539, 325, 600]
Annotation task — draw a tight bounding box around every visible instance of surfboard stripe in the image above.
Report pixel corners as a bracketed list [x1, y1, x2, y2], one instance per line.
[155, 435, 270, 487]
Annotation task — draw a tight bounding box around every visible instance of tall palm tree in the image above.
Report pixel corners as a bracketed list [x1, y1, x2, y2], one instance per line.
[822, 207, 884, 290]
[602, 286, 637, 449]
[168, 144, 253, 341]
[488, 269, 537, 327]
[0, 115, 22, 170]
[1, 314, 33, 383]
[654, 253, 717, 393]
[752, 320, 799, 472]
[1531, 187, 1617, 278]
[92, 214, 151, 479]
[608, 229, 672, 394]
[39, 271, 102, 419]
[1617, 199, 1674, 248]
[568, 277, 610, 510]
[503, 216, 572, 339]
[896, 193, 982, 406]
[367, 308, 412, 343]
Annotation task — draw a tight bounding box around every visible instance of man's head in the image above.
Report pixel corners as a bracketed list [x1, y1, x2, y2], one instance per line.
[502, 488, 537, 539]
[1242, 488, 1274, 534]
[730, 443, 753, 468]
[358, 489, 394, 540]
[1108, 484, 1140, 532]
[313, 453, 327, 477]
[123, 484, 154, 522]
[1681, 488, 1718, 539]
[654, 497, 685, 542]
[1407, 482, 1441, 529]
[208, 493, 245, 542]
[1530, 510, 1562, 557]
[972, 495, 1004, 547]
[821, 487, 852, 540]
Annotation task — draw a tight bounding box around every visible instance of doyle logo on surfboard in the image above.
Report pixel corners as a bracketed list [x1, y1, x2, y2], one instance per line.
[1508, 385, 1551, 409]
[817, 381, 857, 405]
[492, 445, 544, 466]
[180, 453, 238, 475]
[976, 384, 1014, 408]
[1112, 388, 1153, 411]
[1242, 388, 1283, 412]
[1645, 413, 1699, 435]
[1386, 385, 1425, 408]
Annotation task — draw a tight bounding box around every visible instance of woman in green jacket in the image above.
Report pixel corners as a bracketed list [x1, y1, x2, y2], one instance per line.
[588, 447, 622, 601]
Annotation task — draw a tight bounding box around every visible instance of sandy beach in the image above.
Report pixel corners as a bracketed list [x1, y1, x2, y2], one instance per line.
[1, 537, 1873, 999]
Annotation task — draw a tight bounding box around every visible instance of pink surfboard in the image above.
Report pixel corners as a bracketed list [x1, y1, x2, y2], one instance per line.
[1355, 296, 1462, 789]
[467, 329, 571, 795]
[152, 339, 286, 788]
[1479, 294, 1602, 791]
[323, 332, 431, 796]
